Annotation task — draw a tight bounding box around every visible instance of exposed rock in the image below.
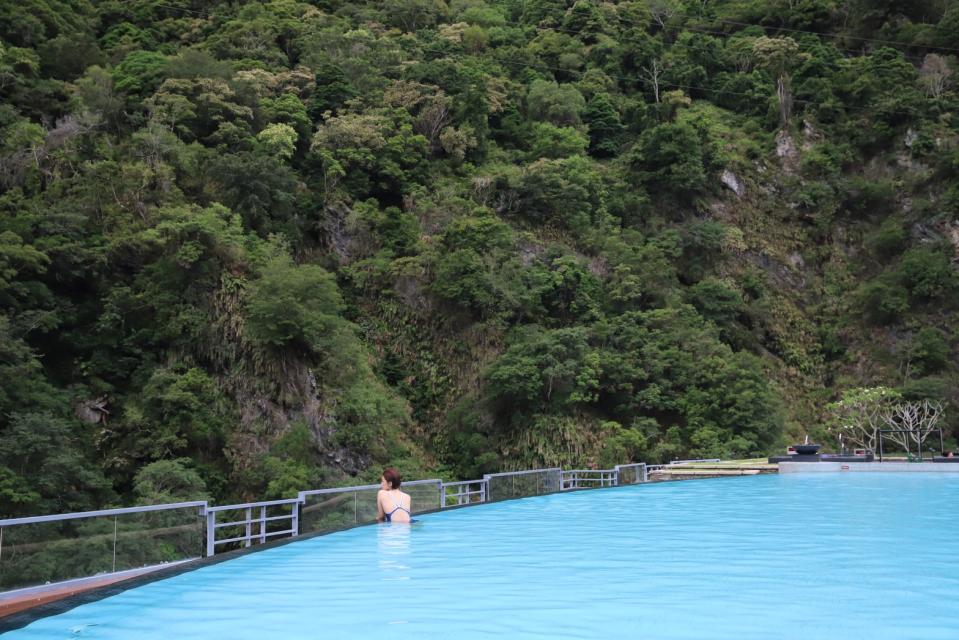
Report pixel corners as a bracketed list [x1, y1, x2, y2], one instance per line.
[394, 274, 429, 312]
[801, 120, 822, 150]
[588, 255, 609, 278]
[775, 130, 799, 174]
[950, 222, 959, 260]
[751, 251, 806, 290]
[911, 222, 942, 244]
[787, 252, 805, 270]
[75, 396, 110, 425]
[518, 242, 542, 267]
[775, 130, 797, 159]
[904, 128, 919, 148]
[721, 169, 745, 197]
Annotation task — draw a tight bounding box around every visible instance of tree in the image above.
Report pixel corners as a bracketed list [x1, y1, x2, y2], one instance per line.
[583, 93, 624, 157]
[897, 248, 956, 302]
[856, 276, 909, 325]
[147, 77, 253, 143]
[752, 36, 802, 126]
[879, 399, 945, 455]
[527, 79, 586, 126]
[648, 0, 682, 30]
[383, 0, 449, 32]
[133, 459, 209, 504]
[112, 50, 167, 104]
[629, 122, 708, 199]
[528, 122, 588, 159]
[907, 328, 950, 376]
[308, 61, 357, 118]
[0, 412, 113, 516]
[486, 326, 600, 411]
[826, 387, 901, 453]
[245, 253, 344, 354]
[642, 59, 665, 104]
[919, 54, 953, 100]
[520, 155, 608, 234]
[256, 123, 298, 160]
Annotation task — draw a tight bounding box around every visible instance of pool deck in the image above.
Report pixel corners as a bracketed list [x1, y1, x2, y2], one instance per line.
[779, 461, 959, 473]
[649, 460, 777, 481]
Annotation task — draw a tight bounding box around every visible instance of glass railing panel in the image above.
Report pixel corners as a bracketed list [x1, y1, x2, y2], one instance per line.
[0, 520, 114, 591]
[112, 508, 204, 573]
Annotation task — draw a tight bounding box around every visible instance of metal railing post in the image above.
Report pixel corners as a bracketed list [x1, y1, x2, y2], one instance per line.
[244, 507, 252, 548]
[259, 506, 267, 544]
[291, 501, 299, 537]
[206, 510, 215, 557]
[441, 485, 446, 508]
[111, 516, 118, 572]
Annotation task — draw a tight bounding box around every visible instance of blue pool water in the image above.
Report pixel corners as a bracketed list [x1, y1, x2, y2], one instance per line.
[7, 473, 959, 639]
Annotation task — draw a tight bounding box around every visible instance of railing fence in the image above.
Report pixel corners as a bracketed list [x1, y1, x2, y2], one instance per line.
[0, 502, 206, 592]
[204, 498, 300, 557]
[1, 461, 651, 593]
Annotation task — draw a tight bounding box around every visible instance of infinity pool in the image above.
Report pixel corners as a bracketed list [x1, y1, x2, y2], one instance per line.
[6, 473, 959, 639]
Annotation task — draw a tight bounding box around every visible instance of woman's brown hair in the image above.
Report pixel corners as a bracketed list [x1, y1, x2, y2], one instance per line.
[382, 467, 402, 489]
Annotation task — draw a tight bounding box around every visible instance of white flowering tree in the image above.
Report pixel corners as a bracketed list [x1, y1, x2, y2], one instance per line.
[826, 387, 901, 452]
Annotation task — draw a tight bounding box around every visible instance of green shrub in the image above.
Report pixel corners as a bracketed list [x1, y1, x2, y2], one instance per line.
[897, 247, 956, 301]
[843, 177, 896, 218]
[629, 122, 709, 200]
[908, 327, 950, 375]
[857, 276, 909, 324]
[867, 217, 908, 258]
[528, 122, 588, 159]
[244, 254, 344, 352]
[687, 278, 744, 327]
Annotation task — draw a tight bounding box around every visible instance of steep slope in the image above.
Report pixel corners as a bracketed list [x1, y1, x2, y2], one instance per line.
[1, 0, 957, 515]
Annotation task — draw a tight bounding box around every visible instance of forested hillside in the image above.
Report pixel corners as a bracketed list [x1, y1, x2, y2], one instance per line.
[2, 0, 958, 515]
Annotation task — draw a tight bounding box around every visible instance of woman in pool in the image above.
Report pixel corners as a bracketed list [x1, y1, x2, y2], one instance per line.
[376, 467, 412, 523]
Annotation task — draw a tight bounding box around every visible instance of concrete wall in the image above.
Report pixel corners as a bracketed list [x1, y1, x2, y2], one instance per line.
[779, 461, 959, 473]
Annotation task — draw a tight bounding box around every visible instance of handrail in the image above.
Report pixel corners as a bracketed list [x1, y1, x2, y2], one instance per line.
[298, 478, 442, 499]
[440, 479, 487, 507]
[483, 467, 561, 478]
[564, 469, 614, 473]
[204, 499, 301, 557]
[440, 479, 481, 487]
[205, 498, 301, 513]
[0, 501, 208, 527]
[561, 469, 618, 490]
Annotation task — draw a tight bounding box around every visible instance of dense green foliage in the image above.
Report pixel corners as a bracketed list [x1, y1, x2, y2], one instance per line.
[2, 0, 958, 516]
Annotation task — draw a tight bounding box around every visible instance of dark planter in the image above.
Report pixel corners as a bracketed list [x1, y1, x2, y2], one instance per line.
[794, 444, 821, 455]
